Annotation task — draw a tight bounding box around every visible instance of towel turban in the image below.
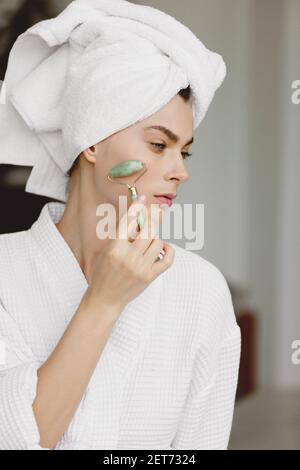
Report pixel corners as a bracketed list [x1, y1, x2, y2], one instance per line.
[0, 0, 226, 202]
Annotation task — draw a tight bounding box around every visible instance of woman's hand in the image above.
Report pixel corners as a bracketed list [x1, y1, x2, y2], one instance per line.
[86, 195, 174, 312]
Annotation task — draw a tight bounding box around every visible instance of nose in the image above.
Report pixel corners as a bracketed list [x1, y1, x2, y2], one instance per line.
[164, 155, 190, 185]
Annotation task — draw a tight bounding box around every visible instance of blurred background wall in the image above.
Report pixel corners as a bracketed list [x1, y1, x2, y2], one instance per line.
[0, 0, 299, 449]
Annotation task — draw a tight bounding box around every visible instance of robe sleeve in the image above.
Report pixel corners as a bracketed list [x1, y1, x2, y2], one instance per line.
[0, 302, 50, 450]
[170, 328, 241, 450]
[170, 270, 241, 450]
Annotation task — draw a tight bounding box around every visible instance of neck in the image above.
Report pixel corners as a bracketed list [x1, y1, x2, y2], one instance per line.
[55, 178, 112, 285]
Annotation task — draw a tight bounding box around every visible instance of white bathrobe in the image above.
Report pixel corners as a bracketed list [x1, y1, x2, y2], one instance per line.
[0, 202, 241, 450]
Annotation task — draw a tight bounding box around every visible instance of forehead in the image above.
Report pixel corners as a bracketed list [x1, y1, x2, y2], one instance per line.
[140, 95, 193, 136]
[115, 95, 193, 143]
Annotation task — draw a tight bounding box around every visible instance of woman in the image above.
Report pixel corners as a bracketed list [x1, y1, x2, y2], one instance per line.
[0, 0, 241, 450]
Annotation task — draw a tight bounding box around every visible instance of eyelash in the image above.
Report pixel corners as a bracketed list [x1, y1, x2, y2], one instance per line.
[150, 143, 192, 159]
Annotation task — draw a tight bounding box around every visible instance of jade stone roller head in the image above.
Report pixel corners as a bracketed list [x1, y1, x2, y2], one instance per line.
[107, 159, 148, 230]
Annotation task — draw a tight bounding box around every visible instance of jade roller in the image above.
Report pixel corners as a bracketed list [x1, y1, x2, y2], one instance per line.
[107, 160, 148, 230]
[107, 159, 165, 262]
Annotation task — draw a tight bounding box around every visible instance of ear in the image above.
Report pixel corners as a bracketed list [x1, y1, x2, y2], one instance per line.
[82, 145, 97, 164]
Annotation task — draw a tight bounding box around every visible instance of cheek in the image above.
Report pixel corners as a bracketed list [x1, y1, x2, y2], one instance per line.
[141, 161, 160, 182]
[111, 137, 140, 160]
[98, 141, 159, 197]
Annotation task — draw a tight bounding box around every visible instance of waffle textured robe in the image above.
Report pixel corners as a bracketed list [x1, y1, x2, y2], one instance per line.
[0, 202, 241, 450]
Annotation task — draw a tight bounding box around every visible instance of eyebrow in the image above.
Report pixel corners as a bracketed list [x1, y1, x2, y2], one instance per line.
[144, 125, 194, 146]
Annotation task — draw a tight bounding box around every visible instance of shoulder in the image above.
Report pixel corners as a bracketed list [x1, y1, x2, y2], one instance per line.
[166, 242, 239, 340]
[0, 229, 35, 298]
[168, 241, 231, 294]
[0, 229, 32, 265]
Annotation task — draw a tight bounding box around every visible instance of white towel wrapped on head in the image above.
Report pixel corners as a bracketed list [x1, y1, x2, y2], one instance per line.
[0, 0, 226, 202]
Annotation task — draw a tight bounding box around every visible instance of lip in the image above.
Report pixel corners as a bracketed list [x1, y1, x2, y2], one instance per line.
[154, 195, 174, 207]
[157, 193, 176, 199]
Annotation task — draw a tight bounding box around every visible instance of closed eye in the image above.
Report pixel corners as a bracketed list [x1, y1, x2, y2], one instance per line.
[151, 143, 192, 160]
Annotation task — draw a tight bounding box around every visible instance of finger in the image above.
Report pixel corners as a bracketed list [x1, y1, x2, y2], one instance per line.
[143, 238, 165, 264]
[133, 203, 163, 252]
[116, 195, 146, 242]
[128, 203, 147, 241]
[150, 242, 175, 277]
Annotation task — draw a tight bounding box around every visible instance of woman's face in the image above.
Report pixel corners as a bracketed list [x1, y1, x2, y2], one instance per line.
[84, 94, 193, 214]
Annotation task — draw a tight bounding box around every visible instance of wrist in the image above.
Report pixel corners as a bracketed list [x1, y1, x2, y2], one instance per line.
[82, 288, 124, 321]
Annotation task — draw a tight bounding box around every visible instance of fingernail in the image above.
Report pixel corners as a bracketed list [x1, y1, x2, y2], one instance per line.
[138, 194, 146, 203]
